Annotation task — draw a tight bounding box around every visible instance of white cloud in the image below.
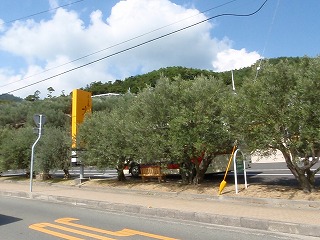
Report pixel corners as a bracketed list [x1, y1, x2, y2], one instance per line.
[0, 0, 261, 98]
[49, 0, 59, 9]
[0, 9, 85, 63]
[212, 48, 261, 72]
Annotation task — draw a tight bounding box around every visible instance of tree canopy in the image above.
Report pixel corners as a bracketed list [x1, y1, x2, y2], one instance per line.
[79, 75, 234, 183]
[225, 57, 320, 192]
[1, 57, 319, 192]
[0, 96, 72, 176]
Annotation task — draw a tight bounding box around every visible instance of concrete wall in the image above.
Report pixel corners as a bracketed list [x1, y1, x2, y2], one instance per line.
[251, 150, 285, 163]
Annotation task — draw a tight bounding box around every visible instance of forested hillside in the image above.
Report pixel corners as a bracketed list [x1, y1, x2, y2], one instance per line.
[1, 57, 300, 99]
[82, 66, 251, 95]
[82, 58, 300, 95]
[0, 93, 22, 103]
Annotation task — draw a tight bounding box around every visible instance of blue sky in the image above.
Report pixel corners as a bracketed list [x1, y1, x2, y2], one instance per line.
[0, 0, 319, 98]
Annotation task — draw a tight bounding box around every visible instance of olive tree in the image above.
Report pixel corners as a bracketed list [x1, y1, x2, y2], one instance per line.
[35, 126, 71, 179]
[78, 94, 136, 181]
[128, 78, 179, 163]
[25, 97, 71, 128]
[130, 76, 233, 184]
[0, 126, 35, 173]
[0, 101, 32, 128]
[0, 96, 72, 178]
[227, 57, 320, 192]
[167, 76, 233, 184]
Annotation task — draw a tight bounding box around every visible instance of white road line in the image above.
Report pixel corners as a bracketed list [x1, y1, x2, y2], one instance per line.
[246, 173, 320, 176]
[247, 168, 318, 172]
[247, 169, 291, 171]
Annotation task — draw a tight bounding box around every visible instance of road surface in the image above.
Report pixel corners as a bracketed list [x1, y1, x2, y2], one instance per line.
[0, 196, 315, 240]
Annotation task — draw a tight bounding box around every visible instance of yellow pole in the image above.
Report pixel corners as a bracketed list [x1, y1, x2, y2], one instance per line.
[218, 144, 237, 195]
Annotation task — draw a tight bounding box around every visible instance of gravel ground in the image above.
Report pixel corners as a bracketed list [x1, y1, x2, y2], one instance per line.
[1, 175, 319, 201]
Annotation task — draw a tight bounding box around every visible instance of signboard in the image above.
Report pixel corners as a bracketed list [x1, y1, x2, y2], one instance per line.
[33, 114, 46, 127]
[71, 89, 92, 149]
[33, 128, 44, 135]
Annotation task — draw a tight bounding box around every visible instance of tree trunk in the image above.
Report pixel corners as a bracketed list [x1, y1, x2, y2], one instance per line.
[280, 149, 315, 193]
[296, 173, 313, 193]
[193, 154, 212, 184]
[63, 169, 71, 179]
[306, 168, 316, 190]
[117, 169, 126, 181]
[179, 160, 194, 184]
[116, 159, 126, 182]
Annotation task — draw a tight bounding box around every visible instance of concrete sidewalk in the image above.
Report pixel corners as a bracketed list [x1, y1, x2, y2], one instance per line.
[0, 180, 320, 238]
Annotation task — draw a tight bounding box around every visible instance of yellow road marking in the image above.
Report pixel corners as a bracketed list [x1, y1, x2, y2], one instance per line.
[29, 222, 115, 240]
[55, 218, 178, 239]
[55, 218, 132, 236]
[30, 223, 83, 240]
[122, 228, 178, 240]
[30, 217, 179, 240]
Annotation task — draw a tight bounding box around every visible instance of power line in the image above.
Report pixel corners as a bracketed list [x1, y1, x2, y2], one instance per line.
[0, 0, 85, 25]
[0, 0, 238, 89]
[5, 0, 268, 94]
[254, 0, 280, 81]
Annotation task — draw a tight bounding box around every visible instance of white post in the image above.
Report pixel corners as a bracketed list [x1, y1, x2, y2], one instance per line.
[243, 159, 248, 189]
[231, 70, 236, 92]
[233, 149, 239, 194]
[233, 149, 249, 194]
[30, 115, 43, 192]
[79, 163, 84, 179]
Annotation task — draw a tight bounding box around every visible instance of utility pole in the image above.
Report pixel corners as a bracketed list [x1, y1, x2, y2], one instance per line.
[231, 70, 236, 92]
[30, 114, 46, 192]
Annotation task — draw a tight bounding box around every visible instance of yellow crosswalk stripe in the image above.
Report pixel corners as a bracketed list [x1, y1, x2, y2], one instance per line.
[30, 217, 179, 240]
[30, 223, 83, 240]
[29, 222, 115, 240]
[121, 228, 178, 240]
[55, 218, 132, 237]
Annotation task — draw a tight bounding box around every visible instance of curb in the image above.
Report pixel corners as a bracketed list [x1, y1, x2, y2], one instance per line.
[3, 179, 320, 210]
[73, 184, 320, 210]
[1, 190, 319, 238]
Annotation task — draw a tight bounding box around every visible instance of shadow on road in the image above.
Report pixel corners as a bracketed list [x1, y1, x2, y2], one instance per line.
[0, 214, 22, 226]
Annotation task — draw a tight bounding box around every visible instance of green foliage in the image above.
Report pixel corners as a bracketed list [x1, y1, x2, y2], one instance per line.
[128, 77, 178, 162]
[83, 66, 220, 95]
[168, 76, 232, 157]
[91, 95, 125, 112]
[0, 101, 32, 128]
[80, 75, 233, 183]
[229, 57, 320, 152]
[0, 96, 72, 174]
[82, 59, 306, 97]
[46, 87, 55, 98]
[25, 90, 41, 101]
[0, 94, 22, 102]
[0, 126, 35, 171]
[78, 94, 136, 170]
[35, 127, 71, 174]
[1, 57, 320, 189]
[25, 97, 71, 128]
[225, 56, 320, 192]
[0, 96, 71, 129]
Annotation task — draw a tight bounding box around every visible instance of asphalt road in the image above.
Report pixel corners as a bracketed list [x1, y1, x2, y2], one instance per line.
[245, 162, 320, 186]
[55, 161, 320, 179]
[249, 162, 320, 176]
[0, 196, 315, 240]
[2, 162, 319, 186]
